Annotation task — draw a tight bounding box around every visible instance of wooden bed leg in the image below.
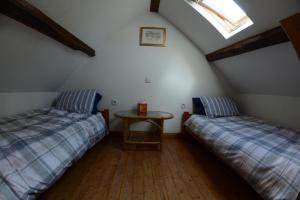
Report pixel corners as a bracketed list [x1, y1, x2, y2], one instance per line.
[181, 112, 192, 137]
[100, 109, 110, 130]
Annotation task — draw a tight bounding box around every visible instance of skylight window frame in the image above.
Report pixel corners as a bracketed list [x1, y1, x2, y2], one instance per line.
[185, 0, 253, 39]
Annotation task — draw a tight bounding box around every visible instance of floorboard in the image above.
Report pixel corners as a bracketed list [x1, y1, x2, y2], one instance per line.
[39, 135, 263, 200]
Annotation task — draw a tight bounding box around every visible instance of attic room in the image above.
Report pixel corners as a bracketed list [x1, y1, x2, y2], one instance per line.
[0, 0, 300, 199]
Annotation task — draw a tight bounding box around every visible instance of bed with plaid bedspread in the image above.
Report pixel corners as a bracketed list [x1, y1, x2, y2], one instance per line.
[185, 115, 300, 200]
[0, 108, 108, 200]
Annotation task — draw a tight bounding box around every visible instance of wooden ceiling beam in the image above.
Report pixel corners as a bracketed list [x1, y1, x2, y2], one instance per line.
[150, 0, 160, 12]
[206, 27, 289, 62]
[0, 0, 95, 57]
[281, 13, 300, 60]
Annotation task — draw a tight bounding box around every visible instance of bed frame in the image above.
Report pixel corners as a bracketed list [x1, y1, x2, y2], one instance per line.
[181, 112, 223, 160]
[35, 109, 110, 199]
[181, 112, 300, 200]
[100, 109, 110, 130]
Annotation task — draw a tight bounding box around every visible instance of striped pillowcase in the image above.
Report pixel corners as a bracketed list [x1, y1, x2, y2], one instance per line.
[200, 96, 239, 118]
[54, 89, 99, 114]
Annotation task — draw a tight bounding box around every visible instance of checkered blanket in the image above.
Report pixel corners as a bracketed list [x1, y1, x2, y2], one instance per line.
[0, 108, 108, 200]
[185, 115, 300, 200]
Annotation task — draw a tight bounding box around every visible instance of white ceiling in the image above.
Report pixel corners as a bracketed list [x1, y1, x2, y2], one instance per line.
[160, 0, 300, 53]
[213, 42, 300, 96]
[0, 0, 149, 92]
[159, 0, 300, 97]
[0, 0, 299, 97]
[0, 14, 87, 92]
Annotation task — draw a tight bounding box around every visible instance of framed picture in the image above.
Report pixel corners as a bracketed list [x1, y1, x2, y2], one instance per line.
[139, 27, 166, 47]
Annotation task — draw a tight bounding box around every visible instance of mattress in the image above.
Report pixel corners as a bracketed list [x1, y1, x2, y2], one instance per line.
[0, 108, 108, 200]
[185, 115, 300, 200]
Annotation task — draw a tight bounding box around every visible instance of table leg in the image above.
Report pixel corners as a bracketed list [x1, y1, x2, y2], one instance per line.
[123, 119, 129, 150]
[158, 119, 164, 152]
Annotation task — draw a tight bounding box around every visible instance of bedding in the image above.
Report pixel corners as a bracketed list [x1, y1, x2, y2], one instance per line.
[192, 97, 206, 115]
[0, 176, 18, 200]
[185, 115, 300, 200]
[92, 93, 102, 114]
[0, 108, 108, 200]
[54, 89, 102, 114]
[199, 96, 239, 118]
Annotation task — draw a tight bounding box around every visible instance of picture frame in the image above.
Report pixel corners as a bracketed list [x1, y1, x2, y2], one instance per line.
[139, 27, 166, 47]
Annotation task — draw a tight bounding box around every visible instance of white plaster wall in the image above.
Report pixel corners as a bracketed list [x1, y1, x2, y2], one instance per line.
[0, 15, 88, 92]
[61, 13, 230, 133]
[0, 0, 149, 92]
[215, 43, 300, 96]
[0, 92, 57, 118]
[160, 0, 300, 97]
[160, 0, 300, 53]
[238, 94, 300, 131]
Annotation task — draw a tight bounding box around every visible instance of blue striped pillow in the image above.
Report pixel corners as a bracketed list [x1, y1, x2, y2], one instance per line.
[200, 96, 239, 118]
[54, 89, 101, 114]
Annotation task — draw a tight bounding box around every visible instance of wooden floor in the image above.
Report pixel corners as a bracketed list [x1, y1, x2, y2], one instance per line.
[40, 135, 263, 200]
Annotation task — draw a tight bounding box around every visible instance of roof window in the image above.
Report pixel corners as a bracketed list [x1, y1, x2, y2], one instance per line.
[186, 0, 253, 39]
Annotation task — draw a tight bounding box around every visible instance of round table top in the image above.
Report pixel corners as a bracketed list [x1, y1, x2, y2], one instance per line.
[114, 110, 174, 120]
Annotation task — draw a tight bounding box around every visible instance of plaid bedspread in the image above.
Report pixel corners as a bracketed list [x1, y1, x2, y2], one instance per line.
[185, 115, 300, 200]
[0, 108, 108, 200]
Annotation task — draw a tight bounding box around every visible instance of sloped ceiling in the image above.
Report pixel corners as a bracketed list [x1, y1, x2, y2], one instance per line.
[160, 0, 300, 96]
[1, 0, 299, 96]
[0, 0, 149, 92]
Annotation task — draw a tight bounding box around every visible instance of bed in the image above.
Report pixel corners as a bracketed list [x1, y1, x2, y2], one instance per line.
[0, 107, 109, 200]
[182, 113, 300, 200]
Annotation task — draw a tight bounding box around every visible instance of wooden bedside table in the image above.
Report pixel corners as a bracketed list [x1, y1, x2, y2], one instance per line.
[115, 110, 174, 151]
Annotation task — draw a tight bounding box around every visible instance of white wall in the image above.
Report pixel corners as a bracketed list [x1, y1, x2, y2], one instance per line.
[160, 0, 300, 97]
[0, 92, 57, 118]
[159, 0, 300, 53]
[0, 0, 232, 132]
[214, 43, 300, 96]
[61, 12, 230, 133]
[0, 0, 149, 92]
[0, 15, 89, 92]
[238, 94, 300, 131]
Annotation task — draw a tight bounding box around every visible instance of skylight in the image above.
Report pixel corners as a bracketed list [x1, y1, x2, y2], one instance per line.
[185, 0, 253, 39]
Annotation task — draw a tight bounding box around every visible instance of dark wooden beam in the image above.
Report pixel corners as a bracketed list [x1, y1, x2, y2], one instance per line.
[150, 0, 160, 12]
[0, 0, 95, 57]
[281, 13, 300, 60]
[206, 26, 289, 62]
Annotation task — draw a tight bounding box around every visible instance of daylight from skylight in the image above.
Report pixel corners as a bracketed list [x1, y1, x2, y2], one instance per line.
[185, 0, 253, 39]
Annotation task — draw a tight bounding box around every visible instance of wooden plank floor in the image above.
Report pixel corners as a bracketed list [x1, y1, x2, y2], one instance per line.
[39, 135, 263, 200]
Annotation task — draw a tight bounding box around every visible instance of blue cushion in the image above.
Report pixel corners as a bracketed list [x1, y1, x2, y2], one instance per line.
[200, 96, 239, 118]
[92, 93, 102, 114]
[192, 97, 206, 115]
[54, 89, 102, 114]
